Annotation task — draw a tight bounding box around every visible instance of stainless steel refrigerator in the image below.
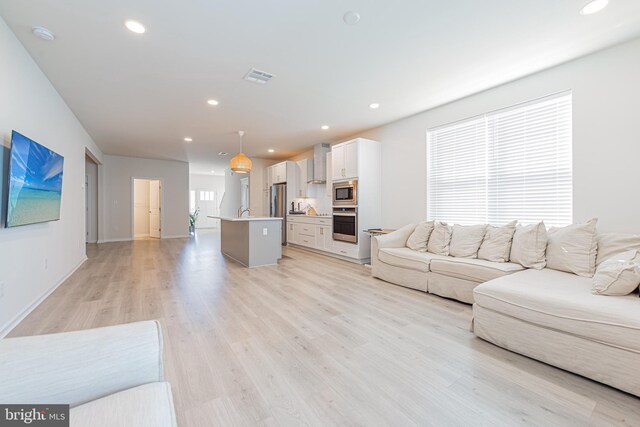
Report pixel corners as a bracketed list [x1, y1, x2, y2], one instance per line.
[270, 183, 287, 245]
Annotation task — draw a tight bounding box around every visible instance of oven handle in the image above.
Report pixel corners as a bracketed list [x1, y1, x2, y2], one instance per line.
[333, 213, 357, 217]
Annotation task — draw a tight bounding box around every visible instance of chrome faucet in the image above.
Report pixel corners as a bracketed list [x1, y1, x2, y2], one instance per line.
[238, 207, 251, 218]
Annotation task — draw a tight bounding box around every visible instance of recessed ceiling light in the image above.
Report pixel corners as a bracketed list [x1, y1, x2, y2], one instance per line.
[184, 137, 193, 142]
[268, 149, 275, 153]
[580, 0, 609, 15]
[207, 99, 219, 106]
[369, 103, 380, 109]
[218, 151, 228, 156]
[124, 20, 146, 34]
[321, 125, 329, 130]
[32, 26, 55, 41]
[211, 170, 215, 173]
[343, 11, 361, 25]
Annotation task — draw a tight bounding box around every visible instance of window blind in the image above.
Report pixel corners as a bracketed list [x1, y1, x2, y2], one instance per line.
[427, 91, 572, 227]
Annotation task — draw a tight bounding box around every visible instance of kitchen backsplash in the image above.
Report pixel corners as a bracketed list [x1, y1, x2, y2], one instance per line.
[292, 183, 331, 215]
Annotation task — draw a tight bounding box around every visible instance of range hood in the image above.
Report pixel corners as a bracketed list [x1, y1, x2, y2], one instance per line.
[308, 143, 330, 183]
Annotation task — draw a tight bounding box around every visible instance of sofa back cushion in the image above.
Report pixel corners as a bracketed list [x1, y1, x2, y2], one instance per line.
[510, 222, 548, 269]
[427, 222, 453, 255]
[406, 221, 434, 252]
[478, 220, 517, 263]
[596, 233, 640, 267]
[546, 218, 598, 277]
[592, 249, 640, 296]
[449, 224, 487, 258]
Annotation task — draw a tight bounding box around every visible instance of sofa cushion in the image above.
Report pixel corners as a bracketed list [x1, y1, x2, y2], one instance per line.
[378, 248, 448, 273]
[406, 221, 434, 252]
[592, 250, 640, 296]
[596, 233, 640, 267]
[71, 382, 177, 427]
[449, 224, 487, 258]
[510, 222, 548, 269]
[429, 257, 524, 283]
[427, 222, 453, 255]
[474, 269, 640, 352]
[546, 218, 598, 277]
[477, 221, 517, 263]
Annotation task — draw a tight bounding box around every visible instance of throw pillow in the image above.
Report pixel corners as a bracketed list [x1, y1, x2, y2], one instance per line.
[449, 224, 488, 258]
[478, 221, 517, 262]
[596, 233, 640, 267]
[546, 218, 598, 277]
[406, 221, 435, 252]
[592, 250, 640, 296]
[510, 222, 548, 269]
[427, 222, 453, 256]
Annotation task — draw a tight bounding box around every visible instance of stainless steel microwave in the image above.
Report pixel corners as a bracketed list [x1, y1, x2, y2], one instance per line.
[333, 180, 357, 206]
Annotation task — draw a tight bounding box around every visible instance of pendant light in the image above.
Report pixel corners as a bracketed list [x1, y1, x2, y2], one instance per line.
[230, 130, 252, 173]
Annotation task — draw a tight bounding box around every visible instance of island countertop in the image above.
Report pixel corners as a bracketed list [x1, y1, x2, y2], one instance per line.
[208, 216, 283, 222]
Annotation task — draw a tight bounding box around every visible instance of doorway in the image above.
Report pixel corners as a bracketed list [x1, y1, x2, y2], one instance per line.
[85, 155, 98, 243]
[132, 178, 162, 239]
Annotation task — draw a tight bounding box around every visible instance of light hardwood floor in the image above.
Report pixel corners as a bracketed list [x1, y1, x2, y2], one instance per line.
[10, 230, 640, 426]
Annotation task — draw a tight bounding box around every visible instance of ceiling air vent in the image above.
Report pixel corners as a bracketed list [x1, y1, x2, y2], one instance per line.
[243, 68, 274, 85]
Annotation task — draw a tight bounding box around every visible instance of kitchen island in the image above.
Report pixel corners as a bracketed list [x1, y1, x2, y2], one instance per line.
[209, 216, 283, 267]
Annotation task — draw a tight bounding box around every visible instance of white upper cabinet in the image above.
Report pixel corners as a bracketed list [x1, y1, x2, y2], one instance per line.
[325, 152, 333, 197]
[331, 144, 345, 180]
[271, 162, 287, 183]
[331, 140, 358, 180]
[296, 159, 308, 198]
[344, 140, 358, 179]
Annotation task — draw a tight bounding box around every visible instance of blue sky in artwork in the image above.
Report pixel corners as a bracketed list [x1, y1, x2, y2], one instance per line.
[10, 131, 64, 192]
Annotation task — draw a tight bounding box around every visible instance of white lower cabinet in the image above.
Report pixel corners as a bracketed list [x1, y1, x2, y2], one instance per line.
[287, 216, 360, 259]
[288, 216, 332, 253]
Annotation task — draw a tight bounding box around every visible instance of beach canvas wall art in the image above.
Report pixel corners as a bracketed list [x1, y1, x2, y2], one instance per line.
[6, 131, 64, 227]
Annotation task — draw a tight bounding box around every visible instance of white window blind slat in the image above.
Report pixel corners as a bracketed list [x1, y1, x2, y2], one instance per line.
[427, 91, 572, 227]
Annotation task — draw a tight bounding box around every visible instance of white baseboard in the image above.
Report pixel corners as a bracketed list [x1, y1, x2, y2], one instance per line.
[162, 234, 190, 239]
[0, 256, 88, 338]
[98, 237, 133, 243]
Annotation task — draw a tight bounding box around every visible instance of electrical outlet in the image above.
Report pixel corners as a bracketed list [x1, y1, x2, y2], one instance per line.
[0, 282, 4, 299]
[263, 228, 268, 236]
[44, 258, 48, 270]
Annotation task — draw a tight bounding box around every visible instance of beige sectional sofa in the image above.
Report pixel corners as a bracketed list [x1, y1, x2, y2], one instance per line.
[371, 222, 640, 397]
[371, 224, 525, 303]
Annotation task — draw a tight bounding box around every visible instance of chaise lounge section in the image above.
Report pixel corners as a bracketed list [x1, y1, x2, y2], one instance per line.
[372, 221, 640, 397]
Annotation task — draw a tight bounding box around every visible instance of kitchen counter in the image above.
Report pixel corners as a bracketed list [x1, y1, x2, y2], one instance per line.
[209, 216, 283, 222]
[208, 216, 283, 267]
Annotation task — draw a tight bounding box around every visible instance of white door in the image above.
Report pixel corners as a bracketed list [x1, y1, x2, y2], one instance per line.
[196, 189, 218, 228]
[344, 141, 358, 179]
[332, 145, 345, 180]
[85, 175, 90, 243]
[149, 180, 161, 238]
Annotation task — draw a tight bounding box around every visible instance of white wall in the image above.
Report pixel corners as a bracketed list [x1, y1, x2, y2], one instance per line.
[102, 155, 189, 241]
[352, 37, 640, 233]
[219, 169, 243, 218]
[249, 158, 277, 216]
[133, 179, 150, 237]
[0, 17, 103, 335]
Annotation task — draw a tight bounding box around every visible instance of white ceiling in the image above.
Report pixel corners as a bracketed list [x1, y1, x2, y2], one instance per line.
[1, 0, 640, 174]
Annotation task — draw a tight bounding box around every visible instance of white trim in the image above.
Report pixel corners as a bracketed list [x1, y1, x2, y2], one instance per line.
[162, 234, 190, 239]
[0, 256, 88, 338]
